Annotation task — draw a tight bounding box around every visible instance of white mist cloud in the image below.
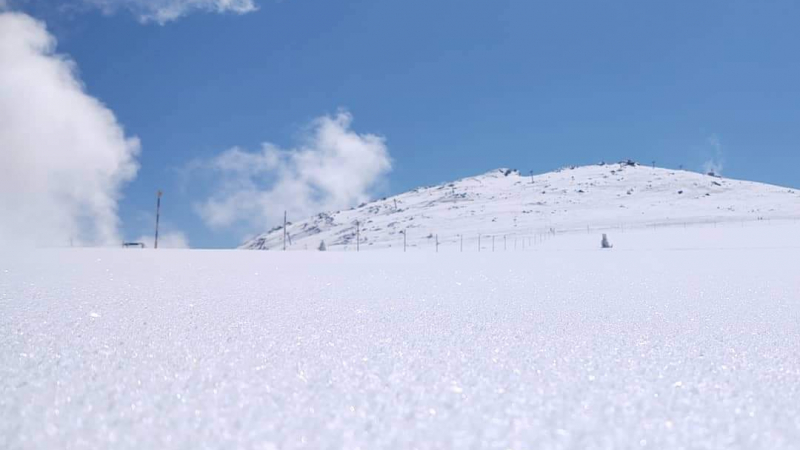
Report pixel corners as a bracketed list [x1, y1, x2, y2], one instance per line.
[80, 0, 257, 23]
[192, 111, 392, 233]
[135, 230, 190, 249]
[130, 207, 190, 249]
[2, 0, 257, 23]
[702, 134, 725, 176]
[0, 13, 140, 247]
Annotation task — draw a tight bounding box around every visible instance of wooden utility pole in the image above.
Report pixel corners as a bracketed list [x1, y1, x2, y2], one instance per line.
[283, 211, 287, 251]
[154, 190, 162, 249]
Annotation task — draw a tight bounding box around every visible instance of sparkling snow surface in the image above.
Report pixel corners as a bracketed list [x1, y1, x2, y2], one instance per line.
[3, 225, 800, 449]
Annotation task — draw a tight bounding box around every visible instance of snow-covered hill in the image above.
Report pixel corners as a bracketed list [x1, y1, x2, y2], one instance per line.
[240, 162, 800, 251]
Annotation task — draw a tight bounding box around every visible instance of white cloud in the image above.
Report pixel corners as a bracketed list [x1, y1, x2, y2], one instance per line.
[192, 111, 392, 233]
[0, 13, 140, 248]
[135, 230, 190, 249]
[702, 134, 725, 176]
[1, 0, 257, 23]
[78, 0, 257, 24]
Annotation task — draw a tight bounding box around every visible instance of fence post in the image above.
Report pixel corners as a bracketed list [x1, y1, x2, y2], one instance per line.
[504, 235, 507, 251]
[478, 234, 481, 252]
[436, 234, 439, 253]
[492, 235, 495, 252]
[460, 234, 463, 252]
[403, 231, 406, 252]
[154, 190, 162, 249]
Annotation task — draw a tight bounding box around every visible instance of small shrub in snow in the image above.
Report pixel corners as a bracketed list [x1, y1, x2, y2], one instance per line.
[601, 234, 613, 249]
[318, 240, 327, 251]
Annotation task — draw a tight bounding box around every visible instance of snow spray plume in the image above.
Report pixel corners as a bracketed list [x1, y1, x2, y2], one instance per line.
[702, 135, 725, 176]
[0, 13, 140, 247]
[193, 111, 392, 234]
[134, 231, 190, 249]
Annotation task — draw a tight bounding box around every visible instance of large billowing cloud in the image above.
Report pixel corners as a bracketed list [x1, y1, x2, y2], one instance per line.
[192, 111, 392, 233]
[0, 13, 140, 247]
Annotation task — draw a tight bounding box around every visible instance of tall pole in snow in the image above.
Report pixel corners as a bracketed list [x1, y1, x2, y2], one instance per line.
[356, 221, 360, 252]
[283, 211, 287, 251]
[403, 231, 407, 252]
[154, 190, 162, 249]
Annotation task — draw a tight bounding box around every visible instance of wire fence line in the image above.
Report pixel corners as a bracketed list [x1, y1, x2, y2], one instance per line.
[333, 215, 800, 252]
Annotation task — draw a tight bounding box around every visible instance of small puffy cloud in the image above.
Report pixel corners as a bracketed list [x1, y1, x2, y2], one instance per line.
[0, 13, 140, 247]
[190, 111, 392, 233]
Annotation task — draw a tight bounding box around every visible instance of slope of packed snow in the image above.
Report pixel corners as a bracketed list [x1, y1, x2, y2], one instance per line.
[2, 223, 800, 449]
[241, 163, 800, 251]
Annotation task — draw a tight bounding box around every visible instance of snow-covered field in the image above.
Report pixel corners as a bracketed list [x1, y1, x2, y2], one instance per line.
[3, 223, 800, 449]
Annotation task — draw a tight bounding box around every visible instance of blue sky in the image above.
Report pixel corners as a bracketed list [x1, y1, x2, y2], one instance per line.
[4, 0, 800, 248]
